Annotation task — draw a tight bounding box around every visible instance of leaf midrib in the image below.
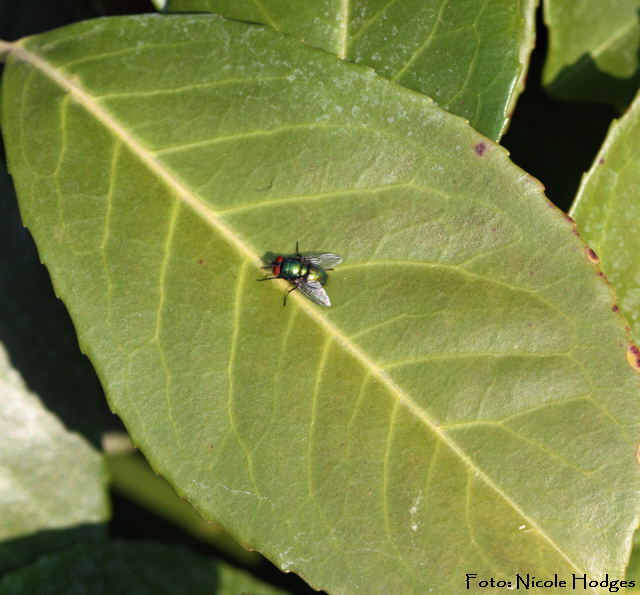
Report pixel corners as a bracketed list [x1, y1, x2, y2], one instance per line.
[6, 38, 587, 576]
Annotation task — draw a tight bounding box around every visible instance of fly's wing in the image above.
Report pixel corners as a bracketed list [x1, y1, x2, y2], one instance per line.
[302, 253, 342, 268]
[295, 279, 331, 306]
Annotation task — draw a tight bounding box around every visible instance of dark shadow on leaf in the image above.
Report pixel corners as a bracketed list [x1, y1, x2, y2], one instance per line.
[0, 523, 106, 576]
[546, 10, 640, 110]
[0, 538, 221, 593]
[111, 487, 318, 594]
[0, 145, 113, 447]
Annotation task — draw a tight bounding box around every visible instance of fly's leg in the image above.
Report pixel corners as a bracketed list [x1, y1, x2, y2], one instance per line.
[258, 276, 280, 281]
[283, 284, 298, 306]
[295, 241, 301, 256]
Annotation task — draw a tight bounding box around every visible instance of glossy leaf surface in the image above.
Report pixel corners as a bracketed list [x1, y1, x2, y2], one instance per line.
[158, 0, 530, 140]
[571, 90, 640, 343]
[0, 343, 108, 572]
[543, 0, 640, 107]
[2, 15, 640, 593]
[507, 0, 538, 120]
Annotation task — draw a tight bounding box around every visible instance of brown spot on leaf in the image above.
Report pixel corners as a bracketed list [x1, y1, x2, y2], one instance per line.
[586, 247, 599, 264]
[598, 157, 605, 165]
[612, 304, 620, 313]
[474, 142, 487, 156]
[627, 346, 640, 372]
[197, 259, 205, 265]
[564, 213, 575, 224]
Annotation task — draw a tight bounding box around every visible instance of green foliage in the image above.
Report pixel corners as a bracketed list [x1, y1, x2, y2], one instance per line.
[543, 0, 640, 107]
[158, 0, 535, 140]
[0, 342, 108, 573]
[571, 90, 640, 342]
[1, 2, 640, 594]
[0, 541, 286, 595]
[2, 12, 640, 593]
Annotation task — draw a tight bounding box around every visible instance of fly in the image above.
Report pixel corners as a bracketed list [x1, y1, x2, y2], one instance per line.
[259, 242, 342, 307]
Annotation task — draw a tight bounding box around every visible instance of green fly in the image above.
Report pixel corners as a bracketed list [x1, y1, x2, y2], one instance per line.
[259, 242, 342, 306]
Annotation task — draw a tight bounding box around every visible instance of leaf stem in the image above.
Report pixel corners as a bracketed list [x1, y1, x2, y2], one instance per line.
[0, 40, 13, 62]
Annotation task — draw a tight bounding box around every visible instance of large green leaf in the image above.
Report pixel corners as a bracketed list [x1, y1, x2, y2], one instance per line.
[157, 0, 530, 140]
[2, 14, 640, 593]
[570, 90, 640, 344]
[543, 0, 640, 107]
[0, 341, 108, 572]
[0, 540, 286, 594]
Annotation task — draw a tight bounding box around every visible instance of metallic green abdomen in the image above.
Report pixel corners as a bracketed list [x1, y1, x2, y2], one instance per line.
[281, 258, 327, 285]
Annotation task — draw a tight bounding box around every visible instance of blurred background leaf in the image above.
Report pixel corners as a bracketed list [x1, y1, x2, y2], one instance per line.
[0, 540, 287, 594]
[0, 341, 109, 573]
[543, 0, 640, 108]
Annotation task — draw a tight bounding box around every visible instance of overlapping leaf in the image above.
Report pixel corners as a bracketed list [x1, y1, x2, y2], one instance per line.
[157, 0, 533, 140]
[571, 90, 640, 343]
[543, 0, 640, 107]
[107, 448, 260, 564]
[2, 14, 639, 593]
[0, 342, 108, 572]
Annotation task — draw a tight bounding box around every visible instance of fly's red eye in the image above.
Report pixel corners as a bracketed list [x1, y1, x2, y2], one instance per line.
[272, 255, 283, 276]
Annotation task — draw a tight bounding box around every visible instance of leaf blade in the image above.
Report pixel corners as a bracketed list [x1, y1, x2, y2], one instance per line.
[159, 0, 532, 139]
